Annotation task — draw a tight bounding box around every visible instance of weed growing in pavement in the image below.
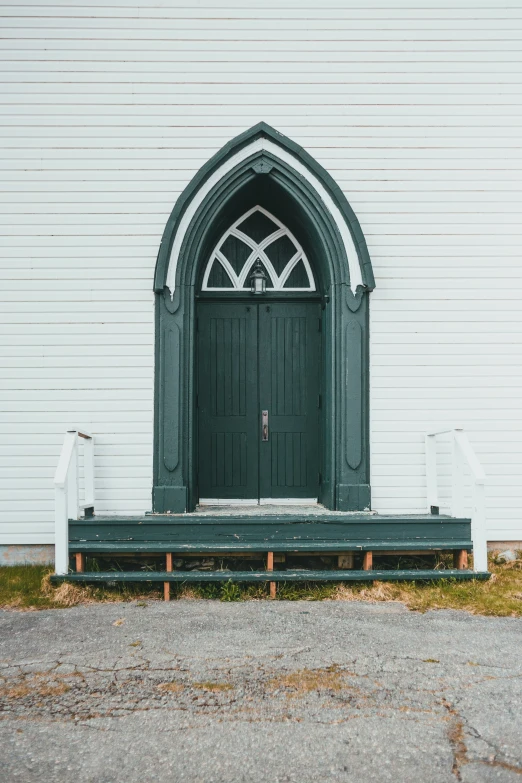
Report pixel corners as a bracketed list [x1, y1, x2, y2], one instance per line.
[268, 666, 346, 696]
[157, 682, 184, 694]
[192, 681, 234, 692]
[220, 580, 243, 602]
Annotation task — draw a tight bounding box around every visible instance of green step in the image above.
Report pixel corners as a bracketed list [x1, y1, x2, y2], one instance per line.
[68, 540, 472, 553]
[69, 514, 473, 553]
[52, 569, 490, 584]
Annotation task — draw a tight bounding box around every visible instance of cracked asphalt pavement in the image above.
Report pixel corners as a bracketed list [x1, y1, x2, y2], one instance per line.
[0, 600, 521, 783]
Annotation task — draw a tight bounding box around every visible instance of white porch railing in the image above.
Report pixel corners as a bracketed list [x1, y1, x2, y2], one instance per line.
[54, 430, 94, 575]
[425, 429, 487, 572]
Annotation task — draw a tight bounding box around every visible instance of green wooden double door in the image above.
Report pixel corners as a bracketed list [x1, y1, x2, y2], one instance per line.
[197, 301, 321, 502]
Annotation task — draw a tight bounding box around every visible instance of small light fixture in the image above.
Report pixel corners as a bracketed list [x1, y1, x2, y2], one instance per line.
[250, 259, 267, 295]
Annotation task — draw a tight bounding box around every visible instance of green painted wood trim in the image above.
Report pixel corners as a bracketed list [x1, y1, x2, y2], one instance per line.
[69, 540, 472, 553]
[69, 518, 472, 549]
[337, 484, 371, 511]
[69, 513, 471, 525]
[345, 320, 363, 469]
[69, 517, 471, 547]
[152, 486, 187, 514]
[162, 324, 180, 471]
[153, 122, 375, 293]
[52, 569, 489, 584]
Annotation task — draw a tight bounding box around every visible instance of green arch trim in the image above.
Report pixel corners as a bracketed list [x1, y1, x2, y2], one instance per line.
[153, 122, 375, 293]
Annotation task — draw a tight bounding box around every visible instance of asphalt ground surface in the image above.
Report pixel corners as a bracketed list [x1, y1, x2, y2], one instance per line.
[0, 600, 521, 783]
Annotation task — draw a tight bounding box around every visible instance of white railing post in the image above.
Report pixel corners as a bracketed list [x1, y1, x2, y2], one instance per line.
[426, 428, 488, 573]
[82, 433, 95, 510]
[451, 431, 463, 518]
[54, 481, 69, 575]
[425, 433, 438, 513]
[453, 430, 468, 519]
[471, 477, 487, 572]
[454, 429, 487, 572]
[67, 432, 79, 521]
[54, 431, 77, 576]
[54, 429, 95, 575]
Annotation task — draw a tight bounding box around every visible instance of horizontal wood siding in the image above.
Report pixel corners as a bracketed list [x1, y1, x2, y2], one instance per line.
[1, 1, 521, 542]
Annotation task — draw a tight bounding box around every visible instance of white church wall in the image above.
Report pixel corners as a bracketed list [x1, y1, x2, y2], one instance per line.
[1, 0, 521, 543]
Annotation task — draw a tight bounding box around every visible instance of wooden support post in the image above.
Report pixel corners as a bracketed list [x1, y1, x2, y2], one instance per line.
[338, 553, 354, 570]
[453, 549, 468, 570]
[164, 553, 173, 601]
[362, 551, 373, 571]
[267, 551, 276, 599]
[75, 553, 85, 573]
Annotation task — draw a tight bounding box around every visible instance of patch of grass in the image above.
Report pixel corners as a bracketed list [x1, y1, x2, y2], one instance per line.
[222, 582, 267, 600]
[269, 666, 346, 696]
[1, 556, 522, 616]
[1, 683, 32, 699]
[36, 682, 71, 697]
[192, 681, 233, 692]
[172, 583, 221, 600]
[0, 672, 71, 700]
[157, 682, 184, 694]
[175, 580, 265, 602]
[275, 582, 338, 601]
[220, 580, 243, 602]
[331, 559, 522, 616]
[0, 565, 163, 610]
[0, 565, 58, 609]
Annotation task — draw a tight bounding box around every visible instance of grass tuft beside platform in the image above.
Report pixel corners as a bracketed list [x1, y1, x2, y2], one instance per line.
[0, 566, 163, 609]
[0, 554, 521, 615]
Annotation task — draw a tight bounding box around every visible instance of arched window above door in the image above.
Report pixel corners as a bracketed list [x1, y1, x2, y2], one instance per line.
[201, 206, 316, 292]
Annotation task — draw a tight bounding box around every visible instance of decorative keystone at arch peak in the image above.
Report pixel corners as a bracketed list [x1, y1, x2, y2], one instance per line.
[154, 122, 375, 296]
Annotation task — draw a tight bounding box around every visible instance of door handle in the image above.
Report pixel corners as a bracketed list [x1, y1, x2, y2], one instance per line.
[262, 410, 269, 441]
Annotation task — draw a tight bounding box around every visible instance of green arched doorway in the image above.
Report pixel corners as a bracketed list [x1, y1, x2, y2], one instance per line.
[153, 124, 374, 512]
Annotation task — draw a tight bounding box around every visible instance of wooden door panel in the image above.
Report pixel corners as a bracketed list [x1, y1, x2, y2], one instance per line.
[209, 316, 246, 418]
[270, 432, 308, 489]
[197, 303, 258, 499]
[210, 432, 248, 488]
[259, 303, 321, 499]
[269, 315, 308, 416]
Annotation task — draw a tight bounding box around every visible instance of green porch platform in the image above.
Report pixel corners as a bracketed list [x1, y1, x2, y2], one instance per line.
[67, 512, 473, 553]
[51, 511, 490, 585]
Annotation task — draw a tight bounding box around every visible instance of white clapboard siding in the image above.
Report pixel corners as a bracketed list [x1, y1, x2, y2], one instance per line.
[1, 0, 522, 544]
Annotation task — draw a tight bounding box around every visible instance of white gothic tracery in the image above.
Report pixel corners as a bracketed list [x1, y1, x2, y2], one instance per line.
[201, 206, 316, 292]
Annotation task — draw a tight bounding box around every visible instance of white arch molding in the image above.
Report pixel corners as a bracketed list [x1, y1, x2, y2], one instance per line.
[164, 138, 363, 295]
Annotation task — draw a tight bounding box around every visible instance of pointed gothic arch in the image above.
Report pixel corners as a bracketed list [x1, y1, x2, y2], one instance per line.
[153, 123, 374, 512]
